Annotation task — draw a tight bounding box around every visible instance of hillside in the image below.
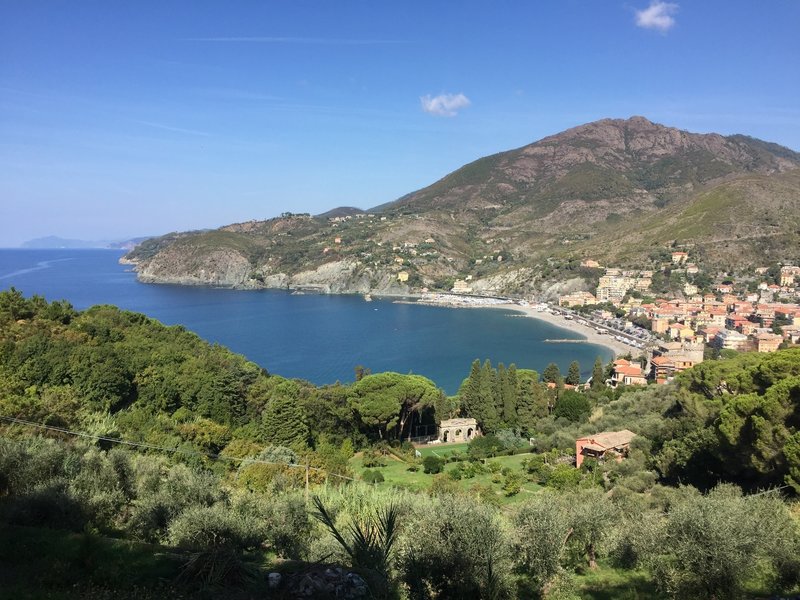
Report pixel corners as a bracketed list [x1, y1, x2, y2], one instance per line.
[124, 117, 800, 295]
[2, 292, 800, 598]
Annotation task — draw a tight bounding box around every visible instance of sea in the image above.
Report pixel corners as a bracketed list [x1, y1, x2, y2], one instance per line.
[0, 249, 612, 395]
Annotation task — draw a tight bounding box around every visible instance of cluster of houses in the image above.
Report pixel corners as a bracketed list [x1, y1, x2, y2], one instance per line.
[603, 296, 799, 385]
[646, 296, 799, 349]
[561, 257, 800, 385]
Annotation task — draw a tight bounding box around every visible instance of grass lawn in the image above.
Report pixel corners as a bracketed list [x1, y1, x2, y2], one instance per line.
[573, 565, 661, 599]
[415, 442, 470, 458]
[350, 443, 541, 504]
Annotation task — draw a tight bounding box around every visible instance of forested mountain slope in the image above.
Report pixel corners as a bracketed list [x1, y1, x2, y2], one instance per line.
[124, 117, 800, 295]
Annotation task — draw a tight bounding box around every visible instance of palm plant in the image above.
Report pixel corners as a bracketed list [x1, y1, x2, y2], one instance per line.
[311, 495, 399, 580]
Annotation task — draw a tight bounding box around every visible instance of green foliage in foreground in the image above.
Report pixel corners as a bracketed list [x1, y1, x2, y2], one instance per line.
[2, 290, 800, 598]
[0, 289, 444, 456]
[1, 434, 798, 599]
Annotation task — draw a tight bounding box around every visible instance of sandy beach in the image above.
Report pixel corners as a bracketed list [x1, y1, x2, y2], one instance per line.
[490, 304, 639, 358]
[394, 294, 642, 358]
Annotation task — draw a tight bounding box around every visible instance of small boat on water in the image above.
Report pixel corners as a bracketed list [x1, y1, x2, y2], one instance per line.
[364, 293, 373, 302]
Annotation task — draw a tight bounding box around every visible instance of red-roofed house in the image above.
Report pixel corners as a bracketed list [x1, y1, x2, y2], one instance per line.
[609, 361, 647, 388]
[576, 430, 636, 468]
[756, 333, 782, 353]
[698, 327, 722, 344]
[650, 356, 675, 380]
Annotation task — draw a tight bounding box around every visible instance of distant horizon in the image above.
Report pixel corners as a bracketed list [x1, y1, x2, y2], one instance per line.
[3, 1, 799, 246]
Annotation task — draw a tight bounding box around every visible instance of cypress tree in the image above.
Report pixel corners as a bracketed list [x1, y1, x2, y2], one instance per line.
[591, 357, 606, 390]
[516, 370, 548, 434]
[566, 360, 581, 386]
[542, 362, 562, 384]
[478, 359, 500, 433]
[495, 363, 507, 420]
[458, 359, 482, 419]
[262, 394, 310, 450]
[503, 364, 518, 427]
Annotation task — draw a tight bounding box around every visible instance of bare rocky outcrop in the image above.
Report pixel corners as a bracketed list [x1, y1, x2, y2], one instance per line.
[135, 246, 256, 288]
[130, 250, 411, 295]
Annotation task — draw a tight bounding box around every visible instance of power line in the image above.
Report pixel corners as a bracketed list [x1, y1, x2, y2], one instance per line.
[0, 414, 358, 484]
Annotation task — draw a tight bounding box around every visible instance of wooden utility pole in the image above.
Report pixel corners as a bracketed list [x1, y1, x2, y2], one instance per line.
[305, 459, 310, 504]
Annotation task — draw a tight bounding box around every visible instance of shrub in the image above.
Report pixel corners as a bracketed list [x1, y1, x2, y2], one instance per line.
[398, 495, 512, 598]
[512, 495, 571, 592]
[447, 465, 464, 481]
[362, 469, 385, 484]
[553, 391, 591, 423]
[502, 472, 523, 497]
[545, 464, 583, 491]
[428, 474, 462, 497]
[168, 503, 266, 551]
[422, 455, 445, 474]
[467, 435, 504, 460]
[312, 495, 400, 591]
[362, 448, 387, 468]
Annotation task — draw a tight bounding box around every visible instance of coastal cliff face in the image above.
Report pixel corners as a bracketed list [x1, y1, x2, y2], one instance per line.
[135, 245, 256, 287]
[125, 117, 800, 296]
[129, 247, 411, 295]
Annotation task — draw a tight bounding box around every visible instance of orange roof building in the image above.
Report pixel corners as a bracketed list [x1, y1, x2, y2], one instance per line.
[576, 430, 636, 468]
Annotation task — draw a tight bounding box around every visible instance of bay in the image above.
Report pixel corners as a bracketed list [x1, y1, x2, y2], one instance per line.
[0, 249, 612, 394]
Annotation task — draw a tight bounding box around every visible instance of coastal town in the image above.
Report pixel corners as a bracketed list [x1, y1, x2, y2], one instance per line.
[558, 254, 800, 384]
[411, 248, 800, 389]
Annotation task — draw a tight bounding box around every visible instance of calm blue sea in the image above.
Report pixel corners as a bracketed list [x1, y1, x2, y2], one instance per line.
[0, 249, 612, 394]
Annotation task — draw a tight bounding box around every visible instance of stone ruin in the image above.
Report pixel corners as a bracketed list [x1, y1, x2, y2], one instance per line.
[437, 417, 479, 443]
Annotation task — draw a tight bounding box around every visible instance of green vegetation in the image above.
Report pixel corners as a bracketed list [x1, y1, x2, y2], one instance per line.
[1, 290, 800, 598]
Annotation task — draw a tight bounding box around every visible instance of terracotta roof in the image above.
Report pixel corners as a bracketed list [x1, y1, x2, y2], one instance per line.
[582, 443, 606, 452]
[651, 356, 674, 366]
[578, 430, 636, 450]
[616, 365, 644, 376]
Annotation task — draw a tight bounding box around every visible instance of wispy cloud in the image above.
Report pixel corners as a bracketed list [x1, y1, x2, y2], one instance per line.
[420, 93, 471, 117]
[133, 120, 210, 136]
[197, 88, 283, 102]
[635, 1, 679, 32]
[184, 36, 408, 45]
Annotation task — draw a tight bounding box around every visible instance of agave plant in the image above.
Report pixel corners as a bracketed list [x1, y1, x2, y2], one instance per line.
[311, 495, 400, 580]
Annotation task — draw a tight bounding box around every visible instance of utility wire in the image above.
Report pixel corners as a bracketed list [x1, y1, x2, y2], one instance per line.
[0, 414, 358, 483]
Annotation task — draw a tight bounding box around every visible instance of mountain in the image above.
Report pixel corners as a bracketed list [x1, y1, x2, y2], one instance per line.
[22, 236, 150, 250]
[21, 236, 107, 249]
[316, 206, 367, 219]
[124, 117, 800, 296]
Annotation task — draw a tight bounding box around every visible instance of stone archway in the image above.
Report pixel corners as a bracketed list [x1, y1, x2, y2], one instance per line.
[438, 418, 481, 443]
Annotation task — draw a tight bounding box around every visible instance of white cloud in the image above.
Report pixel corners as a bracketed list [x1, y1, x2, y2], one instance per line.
[420, 93, 471, 117]
[635, 1, 679, 32]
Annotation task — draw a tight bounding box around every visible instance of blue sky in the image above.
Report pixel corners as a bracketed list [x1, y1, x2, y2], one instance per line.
[1, 1, 799, 246]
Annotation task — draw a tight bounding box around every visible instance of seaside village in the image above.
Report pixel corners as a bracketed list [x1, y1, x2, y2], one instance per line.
[558, 252, 800, 386]
[429, 254, 800, 470]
